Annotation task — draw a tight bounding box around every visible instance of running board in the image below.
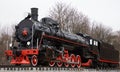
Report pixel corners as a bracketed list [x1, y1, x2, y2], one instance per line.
[82, 59, 92, 67]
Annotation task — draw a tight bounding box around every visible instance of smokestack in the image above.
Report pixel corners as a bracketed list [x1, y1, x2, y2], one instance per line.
[31, 8, 38, 21]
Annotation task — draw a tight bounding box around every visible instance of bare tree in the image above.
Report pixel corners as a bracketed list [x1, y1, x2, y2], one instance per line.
[0, 26, 13, 65]
[49, 2, 90, 34]
[111, 31, 120, 50]
[90, 22, 113, 43]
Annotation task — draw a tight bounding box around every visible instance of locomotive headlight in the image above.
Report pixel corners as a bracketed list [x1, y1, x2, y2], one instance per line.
[9, 43, 12, 47]
[27, 41, 30, 45]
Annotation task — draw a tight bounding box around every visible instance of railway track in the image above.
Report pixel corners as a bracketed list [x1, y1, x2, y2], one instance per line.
[0, 65, 120, 72]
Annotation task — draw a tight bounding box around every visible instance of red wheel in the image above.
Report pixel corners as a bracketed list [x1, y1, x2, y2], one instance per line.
[64, 63, 69, 67]
[31, 55, 38, 66]
[76, 55, 81, 68]
[70, 54, 76, 68]
[49, 61, 55, 67]
[57, 62, 63, 67]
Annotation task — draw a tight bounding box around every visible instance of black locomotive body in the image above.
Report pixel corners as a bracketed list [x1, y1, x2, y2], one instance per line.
[77, 33, 119, 67]
[5, 8, 119, 68]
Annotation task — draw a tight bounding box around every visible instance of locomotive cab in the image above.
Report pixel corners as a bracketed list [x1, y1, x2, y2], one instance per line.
[88, 38, 99, 56]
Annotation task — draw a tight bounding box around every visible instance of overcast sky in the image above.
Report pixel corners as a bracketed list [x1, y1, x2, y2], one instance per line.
[0, 0, 120, 31]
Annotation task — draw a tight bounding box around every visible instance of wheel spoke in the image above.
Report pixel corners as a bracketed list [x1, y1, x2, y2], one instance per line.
[57, 62, 63, 67]
[70, 54, 76, 68]
[64, 63, 69, 67]
[31, 55, 38, 66]
[49, 61, 55, 67]
[76, 55, 81, 68]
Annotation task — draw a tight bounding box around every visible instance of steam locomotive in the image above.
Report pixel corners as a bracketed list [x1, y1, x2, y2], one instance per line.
[5, 8, 119, 68]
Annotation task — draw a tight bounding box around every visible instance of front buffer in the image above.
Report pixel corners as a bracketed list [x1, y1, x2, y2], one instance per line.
[5, 49, 39, 66]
